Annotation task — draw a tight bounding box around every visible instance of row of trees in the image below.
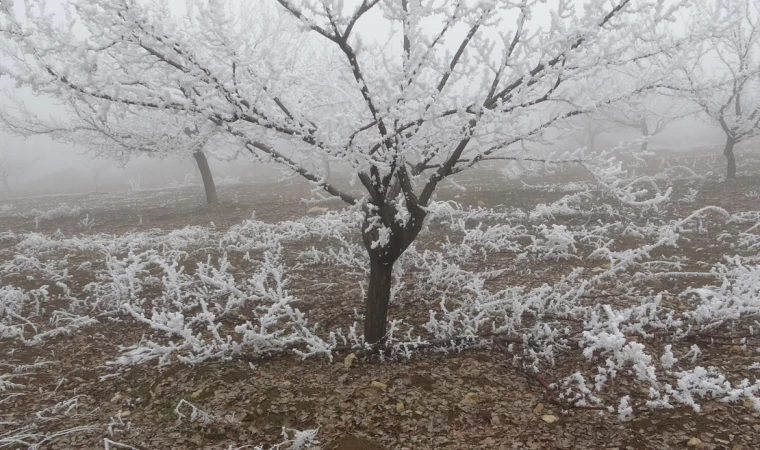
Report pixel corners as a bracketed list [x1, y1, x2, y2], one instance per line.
[0, 0, 758, 343]
[570, 94, 696, 153]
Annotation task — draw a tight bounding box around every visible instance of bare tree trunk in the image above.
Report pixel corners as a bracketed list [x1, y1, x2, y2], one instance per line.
[359, 198, 426, 344]
[1, 179, 12, 195]
[640, 121, 649, 152]
[323, 154, 331, 183]
[364, 256, 395, 344]
[724, 136, 737, 179]
[193, 151, 218, 204]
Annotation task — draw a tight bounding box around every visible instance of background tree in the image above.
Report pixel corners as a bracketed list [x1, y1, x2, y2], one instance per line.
[604, 93, 696, 152]
[0, 94, 229, 203]
[84, 157, 110, 192]
[0, 149, 31, 195]
[567, 115, 616, 153]
[0, 0, 710, 344]
[678, 0, 760, 179]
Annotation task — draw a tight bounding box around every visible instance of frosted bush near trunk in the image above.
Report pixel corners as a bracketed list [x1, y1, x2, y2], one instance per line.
[685, 257, 760, 325]
[103, 237, 330, 366]
[32, 204, 82, 224]
[0, 285, 49, 339]
[215, 176, 242, 187]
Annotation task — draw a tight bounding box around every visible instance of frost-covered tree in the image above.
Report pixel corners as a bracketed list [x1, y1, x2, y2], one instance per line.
[567, 115, 615, 153]
[0, 148, 31, 194]
[0, 0, 711, 343]
[678, 0, 760, 179]
[605, 93, 695, 152]
[0, 95, 226, 203]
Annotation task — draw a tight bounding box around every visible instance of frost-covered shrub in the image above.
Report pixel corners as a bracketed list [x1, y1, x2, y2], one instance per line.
[31, 203, 82, 228]
[1, 194, 759, 418]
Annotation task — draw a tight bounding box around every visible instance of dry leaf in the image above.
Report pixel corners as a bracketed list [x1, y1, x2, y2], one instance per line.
[462, 392, 480, 405]
[533, 403, 544, 414]
[395, 402, 405, 413]
[686, 437, 703, 448]
[732, 445, 742, 450]
[344, 353, 357, 369]
[370, 380, 387, 391]
[541, 414, 558, 424]
[189, 389, 202, 399]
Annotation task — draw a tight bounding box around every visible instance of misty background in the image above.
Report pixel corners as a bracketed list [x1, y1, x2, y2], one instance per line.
[0, 91, 734, 199]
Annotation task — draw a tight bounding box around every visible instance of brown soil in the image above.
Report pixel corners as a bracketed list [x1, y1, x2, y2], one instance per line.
[1, 154, 760, 450]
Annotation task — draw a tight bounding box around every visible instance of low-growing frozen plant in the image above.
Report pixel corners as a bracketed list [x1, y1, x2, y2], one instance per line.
[78, 214, 96, 231]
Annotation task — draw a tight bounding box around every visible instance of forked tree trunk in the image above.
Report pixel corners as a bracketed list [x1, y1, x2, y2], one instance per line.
[193, 151, 218, 204]
[724, 136, 737, 179]
[360, 198, 427, 344]
[364, 256, 395, 344]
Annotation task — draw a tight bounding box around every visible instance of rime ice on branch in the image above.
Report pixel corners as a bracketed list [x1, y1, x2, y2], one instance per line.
[0, 0, 717, 343]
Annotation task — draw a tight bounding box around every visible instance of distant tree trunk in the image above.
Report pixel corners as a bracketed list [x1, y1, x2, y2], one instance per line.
[323, 154, 331, 183]
[640, 120, 649, 152]
[193, 151, 218, 204]
[1, 179, 12, 195]
[724, 136, 737, 179]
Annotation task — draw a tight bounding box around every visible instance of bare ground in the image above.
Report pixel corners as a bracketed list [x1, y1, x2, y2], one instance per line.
[1, 154, 760, 450]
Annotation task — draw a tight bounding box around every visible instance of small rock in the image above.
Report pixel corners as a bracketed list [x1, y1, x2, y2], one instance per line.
[687, 437, 703, 448]
[344, 353, 356, 369]
[732, 445, 742, 450]
[307, 206, 328, 214]
[189, 389, 202, 399]
[396, 402, 405, 413]
[462, 392, 480, 405]
[119, 410, 131, 418]
[370, 380, 387, 391]
[477, 200, 485, 207]
[533, 403, 544, 414]
[541, 414, 559, 424]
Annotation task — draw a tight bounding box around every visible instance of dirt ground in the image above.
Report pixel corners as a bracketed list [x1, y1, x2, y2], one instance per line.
[1, 152, 760, 449]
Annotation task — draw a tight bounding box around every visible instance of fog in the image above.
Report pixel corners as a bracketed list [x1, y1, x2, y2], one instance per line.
[0, 112, 730, 199]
